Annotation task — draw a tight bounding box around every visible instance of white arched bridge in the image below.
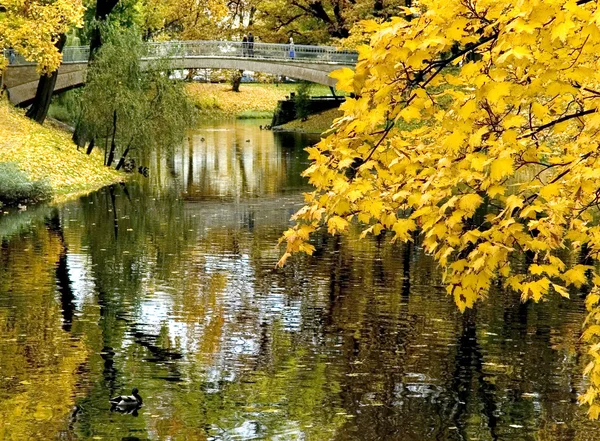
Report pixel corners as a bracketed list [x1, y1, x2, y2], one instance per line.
[3, 41, 357, 106]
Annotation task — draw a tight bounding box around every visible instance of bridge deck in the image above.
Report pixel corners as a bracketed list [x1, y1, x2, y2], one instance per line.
[5, 40, 358, 66]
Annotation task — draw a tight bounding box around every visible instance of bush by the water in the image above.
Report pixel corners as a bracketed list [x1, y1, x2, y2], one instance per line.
[0, 163, 52, 206]
[294, 82, 313, 121]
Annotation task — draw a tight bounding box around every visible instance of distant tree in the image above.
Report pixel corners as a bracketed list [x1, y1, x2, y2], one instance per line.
[253, 0, 406, 44]
[138, 0, 229, 40]
[231, 69, 244, 93]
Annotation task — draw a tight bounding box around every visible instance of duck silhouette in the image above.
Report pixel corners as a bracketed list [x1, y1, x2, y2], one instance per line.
[110, 387, 143, 414]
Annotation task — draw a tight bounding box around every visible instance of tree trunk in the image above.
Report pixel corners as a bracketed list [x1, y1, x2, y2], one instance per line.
[86, 138, 95, 155]
[232, 69, 243, 92]
[331, 3, 348, 38]
[106, 110, 118, 167]
[305, 1, 349, 39]
[115, 145, 131, 171]
[25, 34, 68, 124]
[89, 0, 120, 61]
[248, 6, 257, 26]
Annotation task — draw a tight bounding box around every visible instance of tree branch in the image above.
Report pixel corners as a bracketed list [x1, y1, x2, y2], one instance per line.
[518, 109, 596, 139]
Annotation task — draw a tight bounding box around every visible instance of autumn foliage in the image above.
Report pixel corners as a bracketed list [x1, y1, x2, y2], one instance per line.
[279, 0, 600, 416]
[0, 102, 121, 197]
[0, 0, 84, 73]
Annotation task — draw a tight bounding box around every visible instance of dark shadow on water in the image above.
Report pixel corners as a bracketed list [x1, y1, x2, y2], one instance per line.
[45, 209, 75, 332]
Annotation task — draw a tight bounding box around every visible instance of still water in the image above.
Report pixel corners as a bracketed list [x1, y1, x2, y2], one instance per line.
[0, 120, 598, 440]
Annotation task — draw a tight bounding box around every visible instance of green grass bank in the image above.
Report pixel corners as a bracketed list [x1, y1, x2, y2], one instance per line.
[274, 108, 343, 134]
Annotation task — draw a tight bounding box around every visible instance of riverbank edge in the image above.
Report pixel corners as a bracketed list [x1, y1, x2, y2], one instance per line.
[0, 101, 124, 208]
[273, 108, 343, 135]
[185, 83, 337, 120]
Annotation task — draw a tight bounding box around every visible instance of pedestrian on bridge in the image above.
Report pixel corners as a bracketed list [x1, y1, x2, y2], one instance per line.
[248, 32, 255, 57]
[288, 38, 295, 60]
[242, 35, 249, 57]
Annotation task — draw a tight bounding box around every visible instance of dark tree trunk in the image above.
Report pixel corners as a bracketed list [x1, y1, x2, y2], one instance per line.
[232, 69, 243, 92]
[25, 34, 68, 124]
[115, 145, 131, 170]
[306, 1, 333, 25]
[89, 0, 121, 61]
[106, 110, 118, 167]
[305, 0, 349, 39]
[103, 130, 110, 163]
[331, 2, 348, 38]
[185, 68, 196, 82]
[73, 117, 87, 148]
[248, 6, 257, 26]
[86, 138, 95, 155]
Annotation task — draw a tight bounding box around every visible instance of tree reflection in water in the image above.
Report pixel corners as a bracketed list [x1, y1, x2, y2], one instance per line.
[0, 120, 596, 440]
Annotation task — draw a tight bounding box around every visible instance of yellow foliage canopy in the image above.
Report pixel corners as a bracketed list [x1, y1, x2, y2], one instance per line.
[141, 0, 229, 40]
[279, 0, 600, 416]
[0, 0, 84, 73]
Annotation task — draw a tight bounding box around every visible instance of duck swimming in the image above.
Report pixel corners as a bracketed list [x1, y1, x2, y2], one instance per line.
[109, 387, 143, 408]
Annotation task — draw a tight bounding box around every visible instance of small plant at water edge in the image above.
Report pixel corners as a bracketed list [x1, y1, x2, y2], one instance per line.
[0, 163, 53, 206]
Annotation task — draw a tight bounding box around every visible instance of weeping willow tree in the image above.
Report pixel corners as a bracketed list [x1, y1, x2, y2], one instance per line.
[78, 24, 197, 169]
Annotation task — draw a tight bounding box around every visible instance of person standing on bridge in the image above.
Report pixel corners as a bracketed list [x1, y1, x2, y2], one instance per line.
[248, 32, 255, 58]
[7, 48, 15, 65]
[242, 35, 249, 57]
[288, 38, 295, 60]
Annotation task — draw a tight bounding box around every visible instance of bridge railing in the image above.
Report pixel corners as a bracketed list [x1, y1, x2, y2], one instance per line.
[4, 41, 357, 67]
[143, 41, 358, 64]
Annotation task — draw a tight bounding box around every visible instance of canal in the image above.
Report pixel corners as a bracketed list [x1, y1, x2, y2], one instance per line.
[0, 120, 596, 440]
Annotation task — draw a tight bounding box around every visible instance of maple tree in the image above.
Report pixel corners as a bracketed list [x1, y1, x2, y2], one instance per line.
[279, 0, 600, 417]
[0, 0, 84, 73]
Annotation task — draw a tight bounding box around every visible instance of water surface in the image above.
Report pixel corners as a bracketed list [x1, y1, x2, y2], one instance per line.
[0, 120, 597, 440]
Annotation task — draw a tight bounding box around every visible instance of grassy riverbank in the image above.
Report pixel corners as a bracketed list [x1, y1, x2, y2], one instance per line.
[0, 101, 122, 207]
[275, 108, 343, 134]
[186, 82, 335, 118]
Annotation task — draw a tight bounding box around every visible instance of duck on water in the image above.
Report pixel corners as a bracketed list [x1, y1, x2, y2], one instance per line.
[110, 388, 143, 415]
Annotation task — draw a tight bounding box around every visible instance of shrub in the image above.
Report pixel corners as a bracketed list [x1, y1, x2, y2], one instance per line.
[48, 89, 82, 126]
[0, 163, 53, 206]
[294, 82, 313, 121]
